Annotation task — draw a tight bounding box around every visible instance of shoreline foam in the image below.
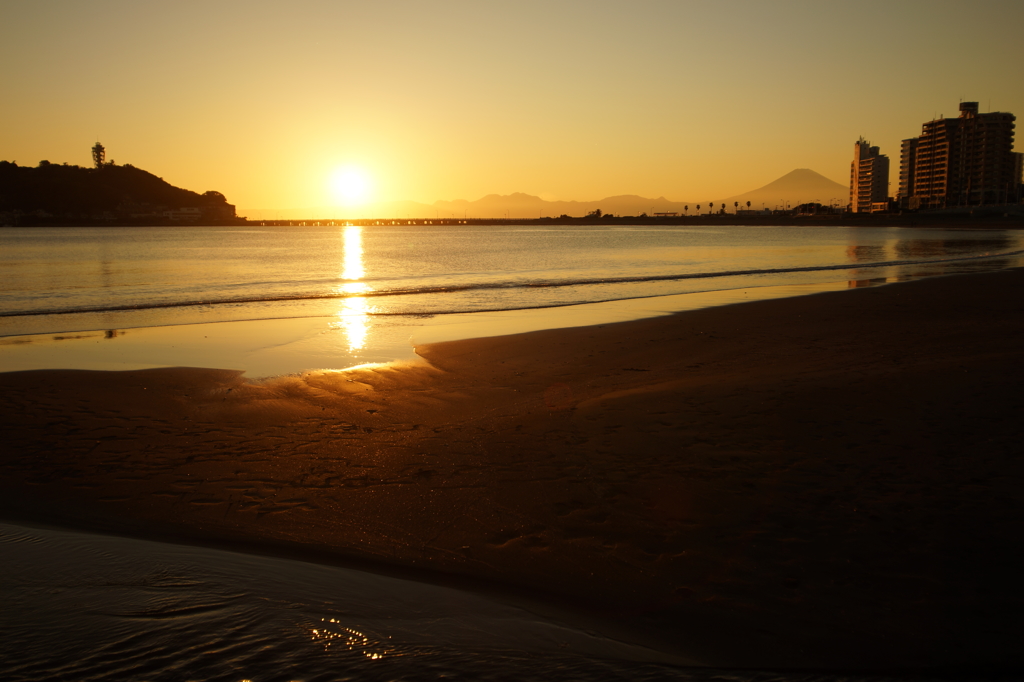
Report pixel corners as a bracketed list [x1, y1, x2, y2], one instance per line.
[2, 268, 1024, 670]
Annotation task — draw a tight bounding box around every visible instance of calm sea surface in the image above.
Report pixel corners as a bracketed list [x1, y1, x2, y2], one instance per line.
[3, 224, 1023, 335]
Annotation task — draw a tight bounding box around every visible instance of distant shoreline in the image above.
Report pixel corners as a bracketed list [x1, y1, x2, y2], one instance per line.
[5, 211, 1024, 229]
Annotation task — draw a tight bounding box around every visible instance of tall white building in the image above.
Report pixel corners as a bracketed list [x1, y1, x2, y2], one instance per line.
[849, 138, 890, 213]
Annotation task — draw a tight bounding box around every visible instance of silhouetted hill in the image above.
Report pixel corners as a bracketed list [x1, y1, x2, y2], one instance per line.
[0, 160, 237, 224]
[720, 169, 848, 210]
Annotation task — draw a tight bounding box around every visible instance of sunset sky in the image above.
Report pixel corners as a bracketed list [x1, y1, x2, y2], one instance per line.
[3, 0, 1023, 213]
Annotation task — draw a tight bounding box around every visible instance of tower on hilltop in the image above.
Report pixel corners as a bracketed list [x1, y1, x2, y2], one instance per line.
[92, 142, 105, 168]
[850, 138, 890, 213]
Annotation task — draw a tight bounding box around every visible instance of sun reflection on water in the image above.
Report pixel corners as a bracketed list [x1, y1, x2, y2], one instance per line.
[337, 295, 370, 350]
[341, 225, 365, 281]
[333, 225, 374, 351]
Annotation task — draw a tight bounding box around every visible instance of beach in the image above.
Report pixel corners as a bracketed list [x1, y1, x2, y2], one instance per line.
[2, 267, 1023, 672]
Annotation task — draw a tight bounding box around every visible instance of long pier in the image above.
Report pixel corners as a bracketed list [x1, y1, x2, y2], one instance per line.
[7, 208, 1023, 229]
[247, 211, 1024, 228]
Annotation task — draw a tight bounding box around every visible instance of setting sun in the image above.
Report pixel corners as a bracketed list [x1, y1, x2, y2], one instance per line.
[329, 167, 372, 207]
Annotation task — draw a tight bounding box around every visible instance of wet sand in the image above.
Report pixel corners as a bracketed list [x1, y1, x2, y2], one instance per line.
[2, 269, 1023, 672]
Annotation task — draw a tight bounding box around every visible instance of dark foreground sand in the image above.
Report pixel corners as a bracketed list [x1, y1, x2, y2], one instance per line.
[3, 269, 1023, 672]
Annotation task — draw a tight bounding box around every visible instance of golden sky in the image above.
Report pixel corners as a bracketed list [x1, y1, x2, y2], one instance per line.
[3, 0, 1023, 212]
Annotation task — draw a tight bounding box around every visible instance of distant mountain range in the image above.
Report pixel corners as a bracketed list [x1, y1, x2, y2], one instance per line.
[719, 169, 850, 210]
[240, 169, 849, 219]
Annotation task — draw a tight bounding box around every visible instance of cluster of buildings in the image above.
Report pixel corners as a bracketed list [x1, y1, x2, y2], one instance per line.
[850, 101, 1023, 213]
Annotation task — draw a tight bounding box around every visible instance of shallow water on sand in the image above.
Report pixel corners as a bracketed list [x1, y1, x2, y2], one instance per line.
[0, 522, 686, 681]
[0, 522, 946, 681]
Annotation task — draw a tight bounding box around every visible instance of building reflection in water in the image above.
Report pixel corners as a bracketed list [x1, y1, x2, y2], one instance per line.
[844, 232, 1022, 288]
[846, 240, 894, 288]
[845, 243, 888, 264]
[332, 226, 373, 351]
[848, 277, 891, 288]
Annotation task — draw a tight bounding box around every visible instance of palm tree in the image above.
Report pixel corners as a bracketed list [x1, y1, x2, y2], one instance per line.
[734, 201, 739, 213]
[746, 201, 751, 210]
[684, 205, 689, 214]
[696, 204, 701, 213]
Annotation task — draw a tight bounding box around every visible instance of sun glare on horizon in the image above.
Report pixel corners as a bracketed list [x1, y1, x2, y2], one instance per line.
[329, 167, 372, 207]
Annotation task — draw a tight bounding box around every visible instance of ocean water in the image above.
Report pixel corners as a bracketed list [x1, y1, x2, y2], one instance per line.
[2, 223, 1022, 331]
[2, 224, 1022, 375]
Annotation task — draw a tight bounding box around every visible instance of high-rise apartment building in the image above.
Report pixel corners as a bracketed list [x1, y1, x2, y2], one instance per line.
[849, 138, 890, 213]
[899, 102, 1022, 209]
